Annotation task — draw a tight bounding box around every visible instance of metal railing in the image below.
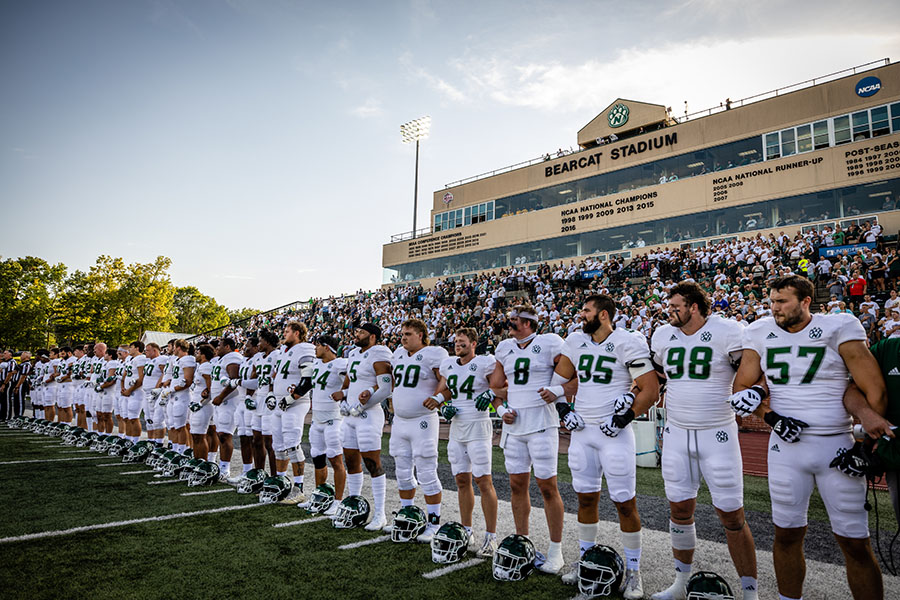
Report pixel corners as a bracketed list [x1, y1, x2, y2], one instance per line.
[390, 226, 436, 243]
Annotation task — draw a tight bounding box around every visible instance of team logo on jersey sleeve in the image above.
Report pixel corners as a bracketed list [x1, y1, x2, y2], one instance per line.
[605, 342, 615, 352]
[808, 327, 822, 339]
[715, 431, 728, 443]
[532, 345, 541, 354]
[700, 332, 712, 342]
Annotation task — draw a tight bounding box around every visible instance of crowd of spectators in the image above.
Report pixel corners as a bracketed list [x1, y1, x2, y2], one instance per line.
[194, 223, 898, 355]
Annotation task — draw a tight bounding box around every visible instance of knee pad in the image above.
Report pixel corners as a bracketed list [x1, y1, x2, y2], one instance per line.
[415, 455, 441, 496]
[313, 454, 327, 470]
[670, 520, 696, 551]
[288, 445, 305, 463]
[275, 449, 288, 461]
[395, 454, 417, 490]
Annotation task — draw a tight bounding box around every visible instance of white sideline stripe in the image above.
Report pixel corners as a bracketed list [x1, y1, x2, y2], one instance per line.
[272, 516, 330, 528]
[119, 470, 156, 475]
[147, 479, 182, 485]
[40, 444, 63, 447]
[61, 450, 94, 454]
[421, 558, 484, 579]
[0, 456, 107, 465]
[97, 462, 131, 467]
[0, 503, 266, 544]
[182, 489, 233, 497]
[338, 534, 390, 550]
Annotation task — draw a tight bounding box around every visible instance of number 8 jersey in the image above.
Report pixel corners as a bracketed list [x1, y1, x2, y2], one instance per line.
[741, 313, 866, 435]
[495, 333, 565, 410]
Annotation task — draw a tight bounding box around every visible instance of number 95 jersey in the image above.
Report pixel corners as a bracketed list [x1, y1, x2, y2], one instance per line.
[651, 316, 744, 429]
[496, 333, 565, 410]
[742, 313, 866, 435]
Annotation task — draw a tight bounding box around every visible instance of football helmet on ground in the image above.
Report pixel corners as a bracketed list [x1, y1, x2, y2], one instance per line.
[492, 534, 536, 581]
[686, 571, 734, 600]
[258, 475, 293, 504]
[391, 505, 427, 542]
[430, 521, 469, 564]
[577, 544, 624, 598]
[188, 461, 220, 487]
[237, 469, 268, 494]
[332, 495, 371, 529]
[306, 483, 336, 513]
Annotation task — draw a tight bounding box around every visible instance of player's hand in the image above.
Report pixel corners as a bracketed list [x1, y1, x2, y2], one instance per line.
[265, 393, 277, 411]
[729, 386, 765, 417]
[358, 389, 372, 404]
[331, 390, 345, 403]
[349, 403, 364, 417]
[858, 413, 896, 441]
[613, 392, 635, 415]
[245, 396, 257, 410]
[189, 402, 202, 413]
[764, 411, 808, 443]
[438, 403, 458, 421]
[287, 384, 296, 396]
[555, 402, 584, 431]
[212, 395, 223, 406]
[829, 442, 869, 477]
[201, 388, 209, 399]
[538, 387, 557, 403]
[474, 390, 495, 412]
[423, 396, 442, 410]
[339, 400, 351, 416]
[497, 405, 516, 424]
[122, 389, 131, 397]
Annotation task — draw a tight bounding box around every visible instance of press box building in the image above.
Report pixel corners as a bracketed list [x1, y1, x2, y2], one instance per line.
[382, 60, 900, 287]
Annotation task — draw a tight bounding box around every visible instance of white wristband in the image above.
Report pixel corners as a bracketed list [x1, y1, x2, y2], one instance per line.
[496, 405, 509, 417]
[544, 385, 565, 398]
[366, 386, 375, 395]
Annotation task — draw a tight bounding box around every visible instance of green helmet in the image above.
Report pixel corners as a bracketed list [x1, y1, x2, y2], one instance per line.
[179, 458, 204, 481]
[577, 544, 624, 597]
[686, 572, 734, 600]
[332, 495, 370, 529]
[108, 438, 133, 457]
[259, 475, 293, 504]
[147, 446, 166, 469]
[492, 534, 536, 581]
[158, 450, 181, 475]
[63, 427, 85, 446]
[306, 483, 336, 513]
[237, 469, 268, 494]
[163, 454, 189, 478]
[188, 461, 220, 487]
[391, 505, 427, 543]
[75, 431, 93, 448]
[122, 440, 153, 463]
[92, 435, 111, 452]
[431, 521, 469, 564]
[182, 447, 194, 459]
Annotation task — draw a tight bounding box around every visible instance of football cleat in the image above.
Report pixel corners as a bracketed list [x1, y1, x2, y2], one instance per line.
[476, 532, 497, 559]
[332, 495, 371, 529]
[492, 534, 536, 581]
[278, 485, 306, 505]
[622, 569, 644, 599]
[430, 521, 469, 564]
[577, 544, 625, 597]
[364, 511, 387, 532]
[686, 571, 734, 600]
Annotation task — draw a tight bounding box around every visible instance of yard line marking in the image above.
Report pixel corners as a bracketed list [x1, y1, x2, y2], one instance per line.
[98, 462, 132, 467]
[338, 535, 390, 550]
[40, 444, 64, 447]
[182, 488, 233, 497]
[120, 470, 156, 475]
[61, 450, 94, 454]
[422, 558, 485, 580]
[273, 516, 330, 528]
[0, 456, 107, 465]
[0, 503, 267, 544]
[147, 479, 182, 485]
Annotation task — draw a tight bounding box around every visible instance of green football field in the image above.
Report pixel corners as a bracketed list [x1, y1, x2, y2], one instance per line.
[1, 425, 896, 600]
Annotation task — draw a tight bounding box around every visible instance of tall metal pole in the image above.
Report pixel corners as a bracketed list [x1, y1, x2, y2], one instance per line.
[413, 138, 420, 239]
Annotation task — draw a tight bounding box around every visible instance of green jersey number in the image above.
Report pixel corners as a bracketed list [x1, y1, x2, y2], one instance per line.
[393, 364, 421, 388]
[766, 346, 825, 384]
[348, 361, 360, 383]
[447, 374, 475, 400]
[312, 369, 330, 390]
[665, 347, 712, 380]
[512, 358, 530, 385]
[577, 354, 616, 384]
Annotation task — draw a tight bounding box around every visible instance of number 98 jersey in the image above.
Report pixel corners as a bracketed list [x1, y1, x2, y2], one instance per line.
[651, 316, 743, 429]
[496, 333, 565, 410]
[742, 313, 866, 435]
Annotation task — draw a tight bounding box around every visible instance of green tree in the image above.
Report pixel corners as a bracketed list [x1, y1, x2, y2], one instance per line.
[172, 286, 229, 334]
[0, 256, 67, 350]
[226, 306, 259, 325]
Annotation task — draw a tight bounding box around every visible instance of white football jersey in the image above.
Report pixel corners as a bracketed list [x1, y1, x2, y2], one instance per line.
[742, 313, 866, 435]
[63, 356, 77, 379]
[116, 357, 130, 385]
[209, 352, 243, 399]
[495, 333, 565, 410]
[438, 354, 495, 422]
[310, 357, 348, 421]
[345, 344, 393, 407]
[76, 355, 90, 379]
[238, 353, 260, 394]
[651, 316, 743, 429]
[143, 356, 164, 388]
[254, 350, 277, 389]
[391, 345, 448, 419]
[172, 355, 197, 389]
[162, 356, 177, 383]
[193, 360, 212, 391]
[563, 328, 650, 423]
[271, 342, 316, 396]
[46, 358, 60, 383]
[124, 355, 148, 389]
[106, 359, 121, 386]
[89, 356, 104, 383]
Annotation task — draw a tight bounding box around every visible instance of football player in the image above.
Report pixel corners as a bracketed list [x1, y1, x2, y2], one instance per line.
[252, 330, 279, 474]
[55, 346, 76, 426]
[389, 319, 449, 541]
[10, 351, 32, 418]
[88, 343, 108, 431]
[332, 323, 393, 531]
[43, 348, 60, 422]
[32, 350, 49, 419]
[267, 322, 316, 503]
[143, 343, 166, 441]
[167, 339, 196, 454]
[96, 346, 119, 434]
[306, 334, 348, 512]
[122, 341, 148, 444]
[650, 282, 758, 600]
[209, 338, 243, 478]
[433, 327, 499, 557]
[731, 275, 885, 600]
[0, 350, 12, 420]
[231, 336, 260, 481]
[542, 294, 657, 598]
[72, 345, 91, 430]
[487, 304, 567, 574]
[188, 344, 215, 459]
[114, 346, 129, 437]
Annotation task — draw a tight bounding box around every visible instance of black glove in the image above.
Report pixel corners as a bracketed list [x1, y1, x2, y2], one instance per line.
[611, 408, 635, 429]
[764, 410, 808, 443]
[829, 442, 869, 477]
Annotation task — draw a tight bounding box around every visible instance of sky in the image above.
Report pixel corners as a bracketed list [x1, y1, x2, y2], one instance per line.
[2, 0, 899, 310]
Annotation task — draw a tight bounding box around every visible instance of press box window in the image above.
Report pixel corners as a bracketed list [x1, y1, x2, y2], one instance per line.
[833, 115, 851, 145]
[852, 111, 870, 141]
[871, 106, 890, 137]
[765, 132, 781, 160]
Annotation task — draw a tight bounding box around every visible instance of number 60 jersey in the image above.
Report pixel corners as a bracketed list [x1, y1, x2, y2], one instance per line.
[741, 313, 866, 435]
[651, 316, 744, 430]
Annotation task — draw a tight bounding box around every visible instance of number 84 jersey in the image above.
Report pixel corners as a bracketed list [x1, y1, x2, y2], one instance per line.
[741, 313, 866, 435]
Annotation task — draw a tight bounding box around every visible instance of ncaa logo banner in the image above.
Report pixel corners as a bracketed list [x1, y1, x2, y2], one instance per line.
[856, 76, 881, 97]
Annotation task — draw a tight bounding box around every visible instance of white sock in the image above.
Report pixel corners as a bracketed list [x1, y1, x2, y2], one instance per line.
[741, 576, 759, 599]
[347, 472, 363, 496]
[294, 475, 304, 491]
[426, 502, 441, 520]
[621, 529, 641, 571]
[400, 497, 414, 507]
[242, 463, 252, 474]
[578, 521, 599, 556]
[547, 540, 563, 560]
[371, 474, 386, 515]
[277, 470, 287, 477]
[673, 559, 692, 587]
[463, 525, 472, 535]
[220, 461, 230, 475]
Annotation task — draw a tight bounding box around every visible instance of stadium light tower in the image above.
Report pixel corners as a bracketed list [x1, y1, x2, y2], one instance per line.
[400, 115, 431, 239]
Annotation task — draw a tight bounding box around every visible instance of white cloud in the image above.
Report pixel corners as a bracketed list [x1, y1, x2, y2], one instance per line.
[351, 97, 384, 118]
[400, 53, 467, 103]
[296, 268, 317, 274]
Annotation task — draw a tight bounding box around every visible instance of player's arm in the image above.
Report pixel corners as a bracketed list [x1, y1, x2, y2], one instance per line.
[174, 366, 194, 392]
[486, 361, 516, 423]
[215, 362, 242, 404]
[424, 369, 449, 410]
[332, 373, 350, 402]
[840, 341, 894, 439]
[730, 348, 769, 417]
[630, 369, 660, 417]
[359, 361, 392, 406]
[100, 367, 117, 389]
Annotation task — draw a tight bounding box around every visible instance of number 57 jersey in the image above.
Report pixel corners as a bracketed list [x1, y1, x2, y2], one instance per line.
[741, 313, 867, 435]
[651, 316, 744, 430]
